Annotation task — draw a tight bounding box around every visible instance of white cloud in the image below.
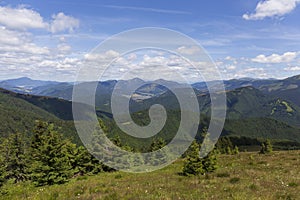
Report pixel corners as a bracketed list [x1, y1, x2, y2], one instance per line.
[225, 56, 233, 61]
[252, 52, 298, 63]
[0, 6, 79, 33]
[84, 50, 120, 61]
[244, 67, 264, 72]
[284, 66, 300, 71]
[243, 0, 300, 20]
[50, 12, 79, 33]
[0, 27, 49, 54]
[176, 46, 200, 55]
[0, 5, 81, 81]
[0, 5, 47, 30]
[227, 65, 236, 70]
[0, 25, 80, 81]
[57, 43, 71, 53]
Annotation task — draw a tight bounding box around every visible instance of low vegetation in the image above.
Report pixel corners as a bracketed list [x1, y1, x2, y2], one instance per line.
[0, 150, 299, 199]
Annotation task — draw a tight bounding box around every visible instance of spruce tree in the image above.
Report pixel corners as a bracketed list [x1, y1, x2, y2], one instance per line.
[200, 135, 218, 174]
[265, 139, 273, 153]
[29, 121, 72, 186]
[182, 140, 204, 176]
[260, 139, 273, 154]
[147, 138, 167, 165]
[72, 145, 104, 175]
[0, 132, 28, 183]
[233, 146, 239, 155]
[202, 149, 218, 173]
[90, 125, 115, 172]
[260, 143, 266, 154]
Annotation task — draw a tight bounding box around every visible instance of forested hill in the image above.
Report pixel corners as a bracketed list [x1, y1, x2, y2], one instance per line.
[0, 88, 79, 143]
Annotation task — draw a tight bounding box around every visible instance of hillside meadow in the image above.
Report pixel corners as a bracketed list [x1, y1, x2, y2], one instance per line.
[1, 150, 299, 200]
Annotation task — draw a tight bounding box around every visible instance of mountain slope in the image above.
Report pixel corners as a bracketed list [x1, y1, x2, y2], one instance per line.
[0, 77, 59, 94]
[0, 88, 79, 143]
[0, 88, 59, 136]
[259, 74, 300, 108]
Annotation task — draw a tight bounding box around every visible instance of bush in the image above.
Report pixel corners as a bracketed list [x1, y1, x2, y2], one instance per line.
[260, 139, 273, 154]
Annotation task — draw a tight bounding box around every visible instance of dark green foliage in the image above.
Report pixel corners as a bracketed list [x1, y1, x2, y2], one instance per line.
[29, 121, 73, 186]
[260, 139, 273, 154]
[146, 138, 167, 165]
[111, 136, 121, 147]
[201, 149, 218, 173]
[224, 118, 300, 143]
[0, 88, 81, 145]
[182, 140, 204, 176]
[100, 109, 180, 152]
[183, 136, 218, 176]
[0, 133, 28, 184]
[216, 137, 234, 154]
[0, 119, 108, 188]
[233, 146, 239, 154]
[70, 145, 104, 176]
[149, 138, 166, 152]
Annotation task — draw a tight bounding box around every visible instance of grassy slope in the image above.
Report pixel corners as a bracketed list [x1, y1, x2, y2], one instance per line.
[1, 150, 299, 200]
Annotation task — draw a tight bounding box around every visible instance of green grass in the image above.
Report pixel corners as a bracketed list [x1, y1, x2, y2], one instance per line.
[1, 150, 299, 200]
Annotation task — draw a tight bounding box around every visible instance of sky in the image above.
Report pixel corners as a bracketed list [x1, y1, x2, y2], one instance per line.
[0, 0, 300, 82]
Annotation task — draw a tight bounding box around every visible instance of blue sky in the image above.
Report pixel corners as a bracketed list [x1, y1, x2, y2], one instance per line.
[0, 0, 300, 81]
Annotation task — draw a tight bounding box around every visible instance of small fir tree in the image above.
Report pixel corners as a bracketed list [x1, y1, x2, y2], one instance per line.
[260, 139, 273, 154]
[233, 146, 239, 154]
[182, 140, 204, 176]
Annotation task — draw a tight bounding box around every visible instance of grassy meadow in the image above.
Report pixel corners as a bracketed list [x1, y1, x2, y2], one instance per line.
[1, 150, 299, 200]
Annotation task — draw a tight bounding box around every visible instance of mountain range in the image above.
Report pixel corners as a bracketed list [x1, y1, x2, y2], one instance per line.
[2, 75, 300, 149]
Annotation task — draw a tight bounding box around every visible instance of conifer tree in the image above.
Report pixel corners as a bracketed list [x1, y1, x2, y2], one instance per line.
[147, 138, 167, 165]
[0, 132, 28, 183]
[260, 139, 273, 154]
[202, 149, 218, 173]
[200, 135, 218, 174]
[265, 139, 273, 153]
[233, 146, 239, 155]
[29, 121, 72, 186]
[72, 145, 104, 175]
[182, 140, 204, 176]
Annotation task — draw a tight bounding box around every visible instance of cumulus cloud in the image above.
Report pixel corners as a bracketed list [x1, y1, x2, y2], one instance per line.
[252, 52, 298, 63]
[0, 27, 49, 54]
[243, 0, 300, 20]
[0, 25, 79, 81]
[0, 5, 47, 30]
[0, 5, 81, 81]
[0, 5, 79, 33]
[50, 12, 79, 33]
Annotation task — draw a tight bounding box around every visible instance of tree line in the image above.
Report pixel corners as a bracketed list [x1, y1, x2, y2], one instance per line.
[0, 120, 273, 189]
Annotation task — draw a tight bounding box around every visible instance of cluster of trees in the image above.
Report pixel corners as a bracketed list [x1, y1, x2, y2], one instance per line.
[182, 140, 218, 176]
[182, 138, 274, 176]
[0, 121, 111, 187]
[215, 137, 239, 155]
[0, 118, 275, 187]
[260, 139, 273, 154]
